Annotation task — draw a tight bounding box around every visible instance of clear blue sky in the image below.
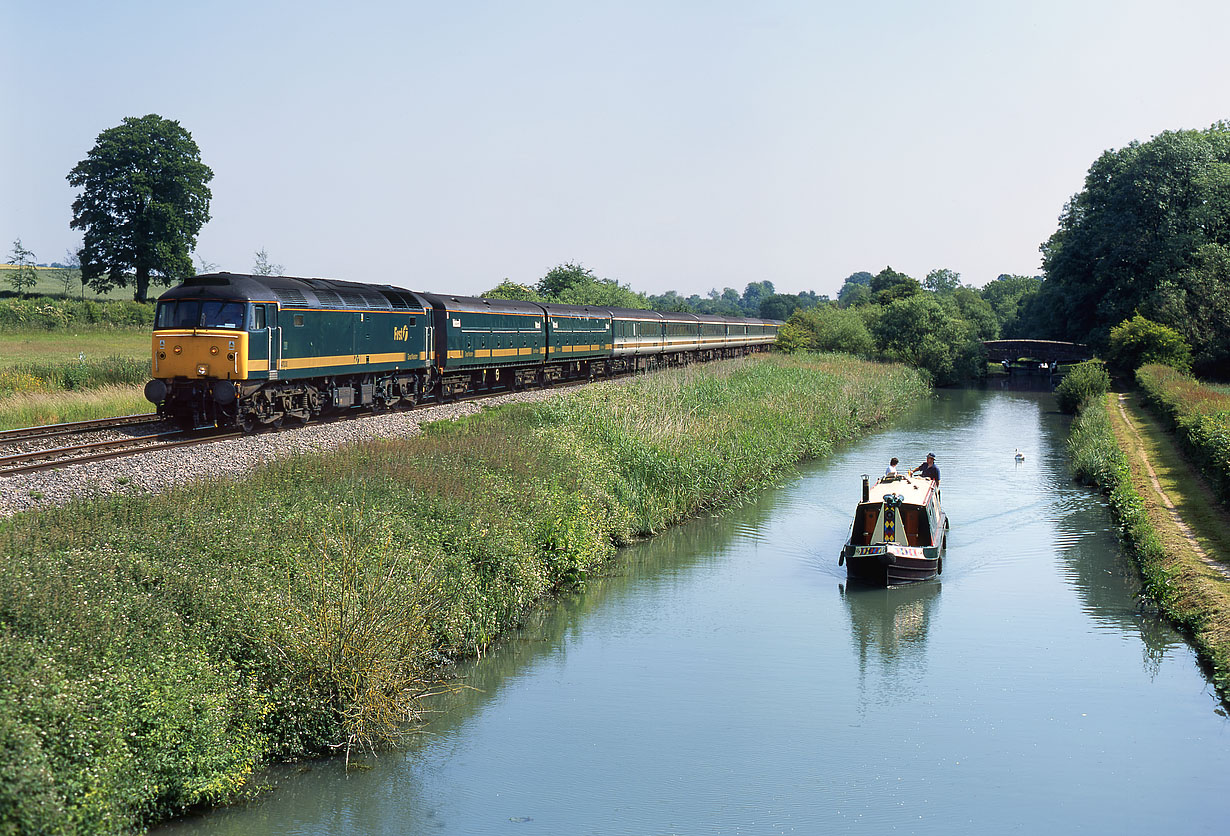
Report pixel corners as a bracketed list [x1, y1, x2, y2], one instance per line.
[3, 0, 1227, 299]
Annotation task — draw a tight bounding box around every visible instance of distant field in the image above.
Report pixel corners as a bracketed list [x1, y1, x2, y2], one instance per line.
[0, 266, 163, 301]
[0, 330, 148, 366]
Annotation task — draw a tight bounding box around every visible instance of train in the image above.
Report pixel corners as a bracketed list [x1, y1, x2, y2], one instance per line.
[144, 273, 783, 431]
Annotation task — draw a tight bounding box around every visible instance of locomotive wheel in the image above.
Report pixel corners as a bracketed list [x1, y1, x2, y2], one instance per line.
[240, 412, 258, 434]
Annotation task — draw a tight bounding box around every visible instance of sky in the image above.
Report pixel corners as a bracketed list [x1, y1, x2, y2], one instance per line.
[3, 0, 1228, 300]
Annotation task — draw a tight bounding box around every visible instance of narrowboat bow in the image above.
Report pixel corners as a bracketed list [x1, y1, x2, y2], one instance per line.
[840, 473, 948, 586]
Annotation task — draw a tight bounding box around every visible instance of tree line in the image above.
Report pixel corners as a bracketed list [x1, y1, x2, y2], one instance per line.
[29, 113, 1229, 382]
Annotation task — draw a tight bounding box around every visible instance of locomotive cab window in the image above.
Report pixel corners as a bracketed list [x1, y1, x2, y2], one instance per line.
[249, 305, 266, 331]
[293, 314, 305, 327]
[155, 299, 244, 330]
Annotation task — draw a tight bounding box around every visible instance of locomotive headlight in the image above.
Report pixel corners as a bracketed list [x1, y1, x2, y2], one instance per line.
[196, 364, 209, 376]
[173, 345, 183, 355]
[210, 346, 219, 356]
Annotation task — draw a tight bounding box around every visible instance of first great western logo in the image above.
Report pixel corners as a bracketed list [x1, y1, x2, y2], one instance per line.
[393, 325, 410, 341]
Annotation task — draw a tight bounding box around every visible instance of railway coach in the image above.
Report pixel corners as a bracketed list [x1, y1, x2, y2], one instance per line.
[146, 272, 783, 430]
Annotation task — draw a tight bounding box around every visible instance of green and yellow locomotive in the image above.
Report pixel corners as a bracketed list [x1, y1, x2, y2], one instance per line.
[145, 272, 782, 430]
[146, 273, 432, 430]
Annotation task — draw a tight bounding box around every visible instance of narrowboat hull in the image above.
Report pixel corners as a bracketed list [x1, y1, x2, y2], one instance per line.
[841, 542, 944, 586]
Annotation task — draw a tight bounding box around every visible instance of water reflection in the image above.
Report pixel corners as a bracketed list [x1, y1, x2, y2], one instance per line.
[840, 580, 941, 669]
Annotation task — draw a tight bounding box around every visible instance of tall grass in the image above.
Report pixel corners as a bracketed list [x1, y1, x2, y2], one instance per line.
[0, 385, 151, 430]
[1136, 364, 1230, 507]
[0, 354, 928, 835]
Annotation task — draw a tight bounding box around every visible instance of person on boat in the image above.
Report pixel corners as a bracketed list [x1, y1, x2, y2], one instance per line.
[909, 452, 940, 487]
[885, 457, 900, 478]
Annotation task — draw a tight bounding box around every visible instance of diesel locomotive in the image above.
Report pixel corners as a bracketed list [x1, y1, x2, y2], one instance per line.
[144, 273, 781, 431]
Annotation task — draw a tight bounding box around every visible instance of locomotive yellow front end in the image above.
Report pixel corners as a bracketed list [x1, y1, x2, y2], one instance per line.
[145, 280, 254, 428]
[151, 330, 249, 381]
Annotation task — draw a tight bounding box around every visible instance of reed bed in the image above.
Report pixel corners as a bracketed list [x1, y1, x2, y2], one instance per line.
[0, 353, 927, 835]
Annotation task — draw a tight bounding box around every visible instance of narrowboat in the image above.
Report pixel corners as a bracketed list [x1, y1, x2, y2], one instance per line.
[839, 473, 948, 586]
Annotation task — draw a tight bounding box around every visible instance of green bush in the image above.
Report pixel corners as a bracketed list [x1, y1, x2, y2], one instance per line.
[1107, 313, 1192, 375]
[1054, 360, 1111, 414]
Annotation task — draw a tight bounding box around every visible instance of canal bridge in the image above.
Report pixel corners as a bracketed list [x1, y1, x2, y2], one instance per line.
[982, 340, 1093, 364]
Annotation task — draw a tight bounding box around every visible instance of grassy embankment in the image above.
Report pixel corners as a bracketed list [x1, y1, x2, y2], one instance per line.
[1068, 367, 1230, 700]
[0, 293, 153, 427]
[0, 353, 928, 835]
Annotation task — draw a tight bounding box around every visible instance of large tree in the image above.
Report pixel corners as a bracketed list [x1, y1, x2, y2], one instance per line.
[67, 114, 213, 302]
[1036, 123, 1230, 348]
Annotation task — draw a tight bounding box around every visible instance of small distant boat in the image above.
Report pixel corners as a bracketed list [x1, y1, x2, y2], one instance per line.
[839, 473, 948, 586]
[1015, 449, 1025, 461]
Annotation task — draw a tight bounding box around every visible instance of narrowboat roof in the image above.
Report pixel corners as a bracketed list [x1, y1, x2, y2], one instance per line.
[864, 475, 936, 507]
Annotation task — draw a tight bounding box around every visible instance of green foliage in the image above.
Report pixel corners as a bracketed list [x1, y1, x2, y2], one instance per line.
[1145, 243, 1230, 376]
[758, 293, 799, 321]
[777, 305, 874, 356]
[1033, 122, 1230, 353]
[872, 294, 984, 385]
[947, 288, 999, 340]
[480, 280, 543, 302]
[923, 268, 961, 293]
[979, 274, 1041, 337]
[1136, 364, 1230, 506]
[0, 297, 153, 330]
[869, 266, 921, 305]
[1054, 360, 1111, 414]
[1106, 313, 1191, 374]
[67, 114, 213, 303]
[0, 355, 927, 834]
[6, 240, 38, 297]
[837, 272, 873, 307]
[534, 263, 648, 308]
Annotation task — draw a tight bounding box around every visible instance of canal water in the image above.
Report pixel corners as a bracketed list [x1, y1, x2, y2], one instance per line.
[163, 388, 1230, 835]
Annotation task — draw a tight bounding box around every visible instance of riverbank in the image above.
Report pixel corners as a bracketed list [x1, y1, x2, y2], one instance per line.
[0, 354, 928, 836]
[1069, 389, 1230, 700]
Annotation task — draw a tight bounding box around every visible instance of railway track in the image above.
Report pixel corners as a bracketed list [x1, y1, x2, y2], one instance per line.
[0, 428, 244, 477]
[0, 412, 163, 444]
[0, 374, 606, 478]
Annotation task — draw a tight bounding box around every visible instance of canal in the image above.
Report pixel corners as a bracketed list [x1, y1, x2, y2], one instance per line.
[163, 387, 1230, 835]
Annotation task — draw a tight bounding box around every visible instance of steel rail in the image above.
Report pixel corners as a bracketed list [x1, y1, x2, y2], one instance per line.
[0, 413, 162, 443]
